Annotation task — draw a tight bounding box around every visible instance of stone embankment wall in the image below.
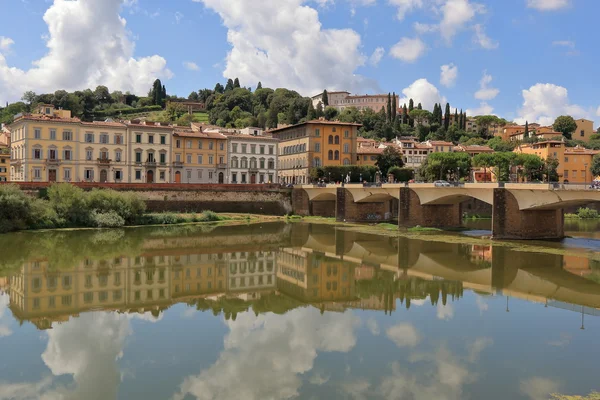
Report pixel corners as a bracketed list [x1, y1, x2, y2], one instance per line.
[4, 183, 293, 216]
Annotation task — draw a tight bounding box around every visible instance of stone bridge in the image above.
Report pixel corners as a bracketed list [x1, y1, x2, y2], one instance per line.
[293, 183, 600, 240]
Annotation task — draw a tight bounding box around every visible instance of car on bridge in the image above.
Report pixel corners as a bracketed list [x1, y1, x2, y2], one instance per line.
[434, 180, 451, 187]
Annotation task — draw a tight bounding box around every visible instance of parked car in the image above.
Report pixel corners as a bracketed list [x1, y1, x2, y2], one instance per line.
[434, 180, 451, 187]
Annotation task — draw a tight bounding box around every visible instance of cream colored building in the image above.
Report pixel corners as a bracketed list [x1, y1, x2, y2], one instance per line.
[311, 91, 351, 108]
[79, 121, 128, 183]
[126, 121, 174, 183]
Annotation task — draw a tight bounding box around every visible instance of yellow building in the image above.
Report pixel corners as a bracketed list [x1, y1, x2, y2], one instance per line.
[170, 253, 228, 299]
[0, 143, 9, 182]
[356, 146, 382, 166]
[125, 120, 174, 183]
[79, 120, 128, 183]
[574, 119, 595, 142]
[272, 120, 360, 184]
[172, 129, 228, 184]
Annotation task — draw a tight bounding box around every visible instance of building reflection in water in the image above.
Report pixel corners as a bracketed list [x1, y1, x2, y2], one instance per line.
[2, 222, 600, 329]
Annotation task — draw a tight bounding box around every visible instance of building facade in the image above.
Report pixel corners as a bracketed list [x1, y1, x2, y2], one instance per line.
[273, 120, 360, 184]
[0, 143, 9, 182]
[79, 121, 128, 183]
[310, 91, 351, 108]
[126, 121, 174, 183]
[172, 129, 228, 184]
[575, 119, 595, 142]
[227, 133, 278, 184]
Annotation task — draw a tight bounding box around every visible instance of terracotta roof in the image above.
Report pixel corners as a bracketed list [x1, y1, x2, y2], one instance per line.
[268, 119, 362, 133]
[12, 114, 81, 125]
[357, 147, 384, 154]
[455, 145, 494, 152]
[357, 137, 376, 142]
[174, 130, 227, 139]
[426, 141, 454, 146]
[124, 122, 174, 130]
[81, 121, 126, 128]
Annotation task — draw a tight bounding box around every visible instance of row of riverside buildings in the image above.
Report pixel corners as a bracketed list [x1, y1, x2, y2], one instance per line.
[1, 103, 598, 185]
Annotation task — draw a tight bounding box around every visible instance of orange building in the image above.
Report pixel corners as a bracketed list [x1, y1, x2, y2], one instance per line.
[356, 146, 382, 166]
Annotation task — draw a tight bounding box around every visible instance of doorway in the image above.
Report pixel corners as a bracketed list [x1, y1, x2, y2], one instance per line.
[250, 174, 256, 184]
[100, 169, 108, 183]
[146, 170, 154, 183]
[218, 172, 224, 184]
[48, 169, 57, 183]
[175, 171, 181, 183]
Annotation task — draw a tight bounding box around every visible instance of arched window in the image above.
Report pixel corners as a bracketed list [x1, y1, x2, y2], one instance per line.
[328, 150, 333, 160]
[334, 150, 340, 160]
[343, 158, 350, 165]
[314, 157, 321, 167]
[334, 136, 340, 145]
[328, 135, 333, 144]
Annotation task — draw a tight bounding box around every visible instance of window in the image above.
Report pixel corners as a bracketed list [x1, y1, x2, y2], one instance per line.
[160, 135, 166, 145]
[209, 155, 213, 164]
[268, 159, 275, 169]
[314, 157, 321, 167]
[241, 173, 247, 183]
[242, 144, 247, 153]
[136, 134, 142, 143]
[187, 170, 192, 180]
[315, 143, 320, 152]
[63, 131, 72, 141]
[63, 169, 71, 181]
[565, 157, 569, 162]
[187, 154, 192, 164]
[334, 150, 339, 160]
[33, 168, 41, 180]
[232, 144, 238, 153]
[186, 140, 192, 149]
[564, 170, 569, 179]
[328, 150, 333, 160]
[50, 129, 56, 140]
[100, 150, 109, 160]
[115, 135, 123, 145]
[220, 142, 224, 151]
[86, 150, 93, 161]
[176, 154, 181, 162]
[344, 130, 349, 138]
[328, 135, 333, 144]
[343, 143, 349, 153]
[232, 173, 237, 183]
[219, 156, 224, 164]
[209, 171, 213, 180]
[260, 159, 265, 169]
[135, 152, 142, 163]
[100, 134, 109, 144]
[160, 171, 166, 181]
[149, 135, 154, 144]
[198, 169, 203, 179]
[33, 148, 42, 159]
[160, 153, 166, 163]
[315, 129, 320, 137]
[48, 149, 57, 160]
[198, 155, 203, 164]
[343, 158, 350, 165]
[84, 169, 94, 181]
[147, 153, 155, 162]
[115, 150, 122, 162]
[114, 170, 122, 181]
[332, 127, 337, 132]
[85, 133, 94, 143]
[581, 130, 585, 137]
[269, 146, 274, 155]
[35, 129, 41, 139]
[260, 145, 265, 154]
[135, 170, 142, 180]
[335, 136, 340, 145]
[209, 142, 214, 150]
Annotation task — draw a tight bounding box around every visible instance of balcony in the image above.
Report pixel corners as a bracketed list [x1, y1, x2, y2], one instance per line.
[249, 167, 259, 173]
[217, 163, 228, 169]
[145, 161, 157, 168]
[97, 158, 111, 165]
[173, 161, 184, 168]
[45, 158, 60, 166]
[10, 159, 22, 167]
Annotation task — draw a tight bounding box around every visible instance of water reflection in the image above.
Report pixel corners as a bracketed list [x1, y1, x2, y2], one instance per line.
[0, 222, 599, 399]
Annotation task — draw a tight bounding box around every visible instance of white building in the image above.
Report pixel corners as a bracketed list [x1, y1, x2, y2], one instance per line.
[226, 131, 278, 184]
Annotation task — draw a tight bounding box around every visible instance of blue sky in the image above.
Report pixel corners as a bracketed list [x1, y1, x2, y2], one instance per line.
[0, 0, 598, 126]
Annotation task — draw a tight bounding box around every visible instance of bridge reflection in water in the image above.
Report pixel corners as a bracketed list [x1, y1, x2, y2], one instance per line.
[1, 222, 599, 329]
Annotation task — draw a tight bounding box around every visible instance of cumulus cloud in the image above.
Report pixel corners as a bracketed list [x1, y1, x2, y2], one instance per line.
[369, 47, 385, 66]
[440, 63, 458, 87]
[473, 24, 498, 49]
[388, 0, 423, 20]
[437, 302, 455, 320]
[0, 0, 172, 104]
[439, 0, 486, 43]
[474, 71, 499, 100]
[414, 22, 439, 34]
[466, 102, 494, 116]
[0, 36, 14, 52]
[195, 0, 376, 96]
[398, 78, 447, 110]
[520, 377, 562, 400]
[386, 323, 420, 348]
[183, 61, 200, 71]
[475, 295, 489, 314]
[366, 318, 380, 335]
[527, 0, 571, 11]
[467, 337, 493, 362]
[339, 379, 371, 400]
[515, 83, 588, 125]
[390, 37, 426, 63]
[172, 308, 360, 400]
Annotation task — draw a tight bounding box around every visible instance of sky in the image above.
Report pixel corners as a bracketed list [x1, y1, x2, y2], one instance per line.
[0, 0, 598, 127]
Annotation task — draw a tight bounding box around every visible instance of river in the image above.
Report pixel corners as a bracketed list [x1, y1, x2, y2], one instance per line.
[0, 222, 598, 399]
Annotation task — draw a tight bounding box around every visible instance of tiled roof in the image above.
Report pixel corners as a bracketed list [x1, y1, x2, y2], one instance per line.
[426, 141, 454, 146]
[268, 119, 362, 133]
[174, 130, 227, 139]
[357, 147, 384, 154]
[12, 115, 81, 124]
[81, 121, 126, 128]
[225, 134, 279, 142]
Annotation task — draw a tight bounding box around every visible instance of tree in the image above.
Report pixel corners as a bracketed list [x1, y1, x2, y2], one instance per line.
[150, 79, 163, 106]
[376, 146, 405, 175]
[402, 104, 408, 125]
[475, 115, 501, 139]
[544, 156, 560, 182]
[233, 78, 241, 88]
[408, 99, 415, 127]
[256, 82, 262, 90]
[324, 106, 338, 121]
[391, 93, 397, 122]
[322, 90, 329, 107]
[420, 152, 471, 182]
[214, 83, 225, 94]
[386, 93, 392, 123]
[225, 79, 235, 91]
[316, 102, 324, 119]
[417, 103, 422, 110]
[188, 91, 200, 101]
[409, 109, 432, 126]
[306, 102, 317, 121]
[444, 103, 450, 131]
[591, 154, 600, 178]
[553, 115, 577, 140]
[454, 109, 458, 126]
[487, 136, 515, 152]
[524, 121, 529, 138]
[21, 91, 37, 112]
[388, 166, 414, 182]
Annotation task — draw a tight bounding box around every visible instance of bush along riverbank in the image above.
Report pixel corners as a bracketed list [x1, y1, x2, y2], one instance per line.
[565, 207, 600, 219]
[0, 183, 229, 233]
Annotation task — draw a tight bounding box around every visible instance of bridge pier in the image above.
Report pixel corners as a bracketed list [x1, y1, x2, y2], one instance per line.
[492, 189, 564, 240]
[336, 188, 393, 222]
[398, 188, 462, 229]
[292, 188, 336, 217]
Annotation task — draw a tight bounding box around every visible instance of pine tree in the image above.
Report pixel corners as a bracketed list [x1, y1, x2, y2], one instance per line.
[256, 82, 262, 90]
[444, 102, 450, 131]
[386, 93, 392, 123]
[322, 90, 329, 107]
[524, 121, 529, 138]
[392, 93, 397, 122]
[233, 78, 240, 88]
[307, 102, 317, 121]
[225, 79, 234, 91]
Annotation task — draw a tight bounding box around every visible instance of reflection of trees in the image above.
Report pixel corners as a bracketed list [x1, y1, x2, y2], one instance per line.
[189, 293, 303, 321]
[356, 270, 464, 313]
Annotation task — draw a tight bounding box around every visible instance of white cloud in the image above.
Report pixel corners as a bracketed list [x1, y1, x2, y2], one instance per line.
[0, 295, 12, 338]
[520, 377, 562, 400]
[0, 0, 172, 104]
[552, 40, 575, 48]
[389, 37, 426, 63]
[475, 296, 489, 314]
[527, 0, 571, 11]
[473, 24, 498, 49]
[172, 308, 360, 400]
[466, 102, 494, 116]
[366, 318, 380, 335]
[474, 71, 499, 100]
[515, 83, 589, 125]
[195, 0, 376, 96]
[596, 106, 600, 117]
[437, 302, 454, 321]
[309, 372, 330, 386]
[414, 22, 439, 34]
[175, 11, 184, 23]
[388, 0, 423, 20]
[439, 0, 486, 43]
[340, 379, 371, 400]
[386, 323, 420, 347]
[0, 36, 14, 52]
[467, 337, 493, 362]
[369, 47, 385, 66]
[440, 63, 458, 87]
[399, 78, 447, 111]
[183, 61, 201, 71]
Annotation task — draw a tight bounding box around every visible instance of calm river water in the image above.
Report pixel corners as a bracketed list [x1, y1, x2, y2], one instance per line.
[0, 222, 599, 400]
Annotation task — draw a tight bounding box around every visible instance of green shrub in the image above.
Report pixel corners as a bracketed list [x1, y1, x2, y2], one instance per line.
[576, 207, 599, 219]
[86, 189, 146, 223]
[0, 184, 48, 233]
[47, 183, 89, 226]
[198, 210, 220, 222]
[90, 210, 126, 228]
[388, 167, 415, 182]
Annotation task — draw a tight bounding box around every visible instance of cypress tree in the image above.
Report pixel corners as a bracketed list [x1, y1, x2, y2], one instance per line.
[316, 102, 324, 118]
[256, 82, 262, 90]
[391, 93, 397, 122]
[151, 79, 162, 105]
[307, 102, 317, 121]
[417, 102, 422, 110]
[408, 99, 414, 128]
[386, 93, 392, 123]
[225, 79, 234, 91]
[454, 108, 458, 127]
[233, 78, 240, 88]
[444, 102, 450, 131]
[402, 104, 408, 125]
[322, 90, 329, 107]
[524, 121, 529, 138]
[161, 85, 166, 106]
